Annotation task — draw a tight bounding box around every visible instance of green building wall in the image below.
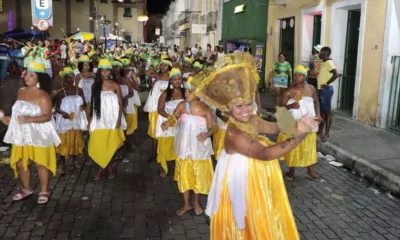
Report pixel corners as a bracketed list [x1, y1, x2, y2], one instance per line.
[221, 0, 269, 88]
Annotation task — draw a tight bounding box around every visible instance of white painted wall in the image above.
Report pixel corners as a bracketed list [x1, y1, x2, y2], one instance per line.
[377, 0, 400, 128]
[299, 5, 325, 66]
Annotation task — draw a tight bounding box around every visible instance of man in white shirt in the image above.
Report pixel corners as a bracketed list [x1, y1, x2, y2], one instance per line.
[218, 45, 225, 60]
[191, 44, 198, 57]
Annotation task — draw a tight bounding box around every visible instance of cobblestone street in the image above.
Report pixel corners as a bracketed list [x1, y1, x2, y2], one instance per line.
[0, 109, 399, 240]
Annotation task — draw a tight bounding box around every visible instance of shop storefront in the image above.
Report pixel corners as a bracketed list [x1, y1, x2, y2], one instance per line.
[220, 0, 269, 89]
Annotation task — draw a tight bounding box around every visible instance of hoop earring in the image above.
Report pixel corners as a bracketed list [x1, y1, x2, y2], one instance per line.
[170, 84, 173, 89]
[36, 82, 41, 88]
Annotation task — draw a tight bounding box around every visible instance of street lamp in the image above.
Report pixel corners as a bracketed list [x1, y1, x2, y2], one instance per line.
[137, 15, 149, 22]
[77, 28, 80, 32]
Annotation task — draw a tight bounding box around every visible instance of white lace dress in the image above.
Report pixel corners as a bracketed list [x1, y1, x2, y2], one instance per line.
[55, 95, 88, 133]
[4, 100, 60, 147]
[155, 99, 184, 138]
[89, 91, 127, 132]
[143, 80, 169, 113]
[120, 85, 135, 115]
[126, 71, 141, 107]
[174, 111, 213, 160]
[78, 77, 94, 104]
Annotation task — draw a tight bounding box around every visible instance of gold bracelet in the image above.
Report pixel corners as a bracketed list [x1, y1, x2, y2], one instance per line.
[166, 114, 177, 127]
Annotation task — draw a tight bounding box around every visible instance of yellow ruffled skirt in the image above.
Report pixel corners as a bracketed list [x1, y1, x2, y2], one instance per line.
[125, 107, 138, 135]
[278, 133, 317, 167]
[157, 137, 176, 173]
[213, 126, 226, 160]
[56, 130, 84, 157]
[147, 111, 159, 139]
[88, 129, 125, 168]
[210, 136, 299, 240]
[174, 157, 214, 194]
[10, 145, 57, 178]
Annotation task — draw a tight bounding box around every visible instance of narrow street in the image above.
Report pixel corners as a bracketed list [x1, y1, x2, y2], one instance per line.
[0, 95, 399, 239]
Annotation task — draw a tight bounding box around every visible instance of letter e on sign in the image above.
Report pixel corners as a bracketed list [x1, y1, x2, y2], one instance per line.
[36, 0, 48, 9]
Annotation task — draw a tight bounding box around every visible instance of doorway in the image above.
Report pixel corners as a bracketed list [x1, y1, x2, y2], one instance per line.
[280, 17, 295, 68]
[312, 15, 322, 48]
[339, 10, 361, 111]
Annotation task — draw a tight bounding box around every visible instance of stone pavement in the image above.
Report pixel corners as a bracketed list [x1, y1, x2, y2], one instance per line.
[259, 90, 400, 197]
[317, 114, 400, 197]
[0, 108, 399, 239]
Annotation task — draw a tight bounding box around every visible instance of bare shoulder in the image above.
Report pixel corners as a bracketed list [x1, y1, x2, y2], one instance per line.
[225, 125, 251, 153]
[38, 90, 52, 102]
[17, 88, 26, 98]
[306, 83, 317, 93]
[176, 100, 186, 109]
[160, 90, 167, 98]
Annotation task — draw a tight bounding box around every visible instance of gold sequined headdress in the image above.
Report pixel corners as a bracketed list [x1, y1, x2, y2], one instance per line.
[194, 52, 259, 111]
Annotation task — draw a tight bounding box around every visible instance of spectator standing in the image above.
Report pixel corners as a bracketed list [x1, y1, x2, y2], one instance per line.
[0, 38, 10, 82]
[317, 47, 340, 143]
[191, 44, 198, 57]
[43, 40, 53, 77]
[60, 41, 67, 66]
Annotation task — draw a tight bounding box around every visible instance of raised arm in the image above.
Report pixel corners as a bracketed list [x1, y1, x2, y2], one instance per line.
[225, 124, 309, 161]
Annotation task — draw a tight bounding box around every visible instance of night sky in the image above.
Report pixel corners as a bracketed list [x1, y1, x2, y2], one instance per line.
[147, 0, 173, 14]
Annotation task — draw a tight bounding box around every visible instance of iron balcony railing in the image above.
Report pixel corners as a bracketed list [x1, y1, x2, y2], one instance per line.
[207, 11, 217, 30]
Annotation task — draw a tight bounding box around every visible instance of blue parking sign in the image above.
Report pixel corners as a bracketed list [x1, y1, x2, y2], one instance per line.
[32, 0, 52, 20]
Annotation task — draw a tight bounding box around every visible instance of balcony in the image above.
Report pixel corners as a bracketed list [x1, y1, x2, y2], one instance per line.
[178, 9, 194, 25]
[207, 11, 217, 30]
[200, 15, 206, 25]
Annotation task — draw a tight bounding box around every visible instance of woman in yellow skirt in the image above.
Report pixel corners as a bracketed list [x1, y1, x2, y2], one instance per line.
[194, 53, 319, 239]
[167, 75, 214, 216]
[75, 55, 94, 123]
[89, 59, 127, 180]
[113, 60, 134, 162]
[143, 59, 172, 161]
[122, 58, 141, 149]
[2, 61, 61, 204]
[55, 66, 88, 174]
[56, 67, 88, 175]
[279, 65, 322, 181]
[155, 68, 185, 177]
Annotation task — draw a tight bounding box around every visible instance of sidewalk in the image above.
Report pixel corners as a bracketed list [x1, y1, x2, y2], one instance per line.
[259, 91, 400, 196]
[317, 114, 400, 196]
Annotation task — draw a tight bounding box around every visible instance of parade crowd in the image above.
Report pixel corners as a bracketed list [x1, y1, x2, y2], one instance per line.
[0, 37, 340, 239]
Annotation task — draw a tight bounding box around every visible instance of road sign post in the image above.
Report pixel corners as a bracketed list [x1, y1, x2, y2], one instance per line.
[31, 0, 53, 27]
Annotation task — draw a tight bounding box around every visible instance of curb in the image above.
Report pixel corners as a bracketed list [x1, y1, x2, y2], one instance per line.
[317, 139, 400, 197]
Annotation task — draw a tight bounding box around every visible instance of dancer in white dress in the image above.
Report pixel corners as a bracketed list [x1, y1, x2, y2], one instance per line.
[75, 55, 94, 122]
[88, 59, 127, 180]
[170, 76, 214, 216]
[122, 58, 140, 136]
[55, 66, 88, 175]
[156, 68, 184, 177]
[113, 60, 133, 162]
[2, 61, 60, 204]
[143, 58, 172, 161]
